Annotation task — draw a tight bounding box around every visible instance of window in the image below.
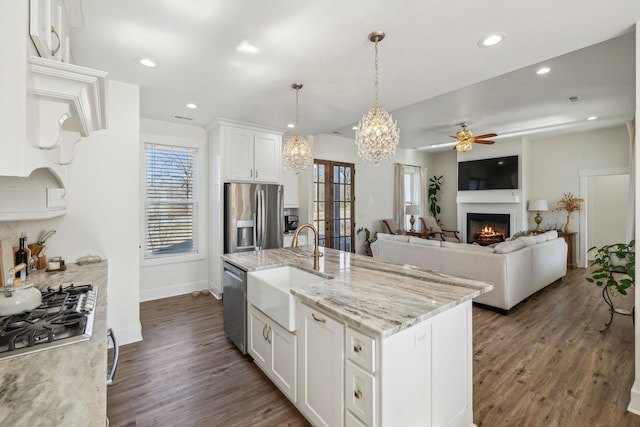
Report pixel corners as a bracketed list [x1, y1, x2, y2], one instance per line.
[144, 143, 199, 259]
[403, 165, 421, 229]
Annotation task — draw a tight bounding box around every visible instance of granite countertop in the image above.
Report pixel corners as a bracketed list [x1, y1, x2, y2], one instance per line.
[0, 262, 108, 427]
[222, 246, 492, 337]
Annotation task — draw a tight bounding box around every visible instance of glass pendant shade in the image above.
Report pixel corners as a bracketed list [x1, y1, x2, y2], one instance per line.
[355, 106, 399, 166]
[455, 140, 473, 152]
[282, 134, 313, 174]
[282, 83, 313, 174]
[355, 31, 399, 166]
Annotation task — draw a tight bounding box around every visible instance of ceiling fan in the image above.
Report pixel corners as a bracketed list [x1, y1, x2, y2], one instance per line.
[451, 122, 497, 152]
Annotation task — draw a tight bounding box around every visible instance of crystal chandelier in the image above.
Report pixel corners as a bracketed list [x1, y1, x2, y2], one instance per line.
[282, 83, 313, 174]
[355, 31, 399, 166]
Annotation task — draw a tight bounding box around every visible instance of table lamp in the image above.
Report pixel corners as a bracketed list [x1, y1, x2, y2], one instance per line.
[405, 205, 420, 232]
[528, 200, 549, 234]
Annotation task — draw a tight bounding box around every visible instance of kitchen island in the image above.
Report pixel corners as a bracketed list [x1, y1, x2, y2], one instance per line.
[222, 246, 493, 427]
[0, 262, 108, 427]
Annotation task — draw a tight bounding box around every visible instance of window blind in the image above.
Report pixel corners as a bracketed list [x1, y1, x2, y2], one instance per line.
[144, 144, 198, 257]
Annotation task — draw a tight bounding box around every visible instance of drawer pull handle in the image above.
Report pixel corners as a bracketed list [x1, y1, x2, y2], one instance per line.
[353, 344, 362, 353]
[312, 313, 326, 323]
[354, 389, 363, 399]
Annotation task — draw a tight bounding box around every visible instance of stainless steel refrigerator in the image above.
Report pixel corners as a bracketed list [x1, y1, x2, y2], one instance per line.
[223, 182, 283, 354]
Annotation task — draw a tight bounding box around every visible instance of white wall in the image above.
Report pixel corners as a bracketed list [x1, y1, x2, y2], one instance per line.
[310, 133, 431, 254]
[428, 150, 458, 230]
[0, 81, 143, 345]
[528, 125, 629, 230]
[139, 118, 209, 302]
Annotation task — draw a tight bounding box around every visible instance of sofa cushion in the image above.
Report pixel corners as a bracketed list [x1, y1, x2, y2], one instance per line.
[377, 233, 410, 243]
[408, 236, 441, 247]
[441, 241, 494, 253]
[517, 235, 538, 246]
[543, 230, 558, 240]
[493, 239, 527, 254]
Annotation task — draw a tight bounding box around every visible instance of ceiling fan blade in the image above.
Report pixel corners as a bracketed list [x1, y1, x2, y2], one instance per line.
[473, 140, 495, 144]
[449, 135, 458, 140]
[473, 133, 497, 139]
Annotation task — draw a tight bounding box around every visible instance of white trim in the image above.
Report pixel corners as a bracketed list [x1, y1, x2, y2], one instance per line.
[111, 322, 143, 346]
[578, 167, 630, 268]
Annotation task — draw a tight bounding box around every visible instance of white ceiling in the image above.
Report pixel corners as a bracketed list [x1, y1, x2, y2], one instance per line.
[70, 0, 639, 151]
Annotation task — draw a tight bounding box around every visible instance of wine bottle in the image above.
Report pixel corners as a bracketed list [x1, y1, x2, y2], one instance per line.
[15, 235, 28, 279]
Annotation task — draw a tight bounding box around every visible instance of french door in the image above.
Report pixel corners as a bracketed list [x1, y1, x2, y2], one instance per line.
[312, 159, 355, 252]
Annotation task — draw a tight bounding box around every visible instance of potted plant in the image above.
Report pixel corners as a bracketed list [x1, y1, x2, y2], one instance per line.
[587, 240, 635, 295]
[586, 240, 635, 331]
[555, 192, 584, 233]
[357, 227, 377, 256]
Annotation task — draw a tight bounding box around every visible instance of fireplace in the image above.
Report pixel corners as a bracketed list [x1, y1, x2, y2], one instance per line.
[467, 213, 510, 245]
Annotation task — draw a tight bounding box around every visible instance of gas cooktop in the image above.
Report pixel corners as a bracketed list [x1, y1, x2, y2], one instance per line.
[0, 284, 97, 360]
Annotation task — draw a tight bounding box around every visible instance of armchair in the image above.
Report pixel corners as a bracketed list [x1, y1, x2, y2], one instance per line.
[382, 219, 403, 235]
[420, 216, 461, 243]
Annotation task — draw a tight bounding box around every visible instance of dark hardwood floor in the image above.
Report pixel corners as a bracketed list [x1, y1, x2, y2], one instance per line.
[108, 267, 639, 426]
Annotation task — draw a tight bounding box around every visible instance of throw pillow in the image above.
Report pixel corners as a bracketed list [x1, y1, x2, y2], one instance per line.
[543, 230, 558, 240]
[516, 235, 537, 246]
[409, 236, 441, 247]
[377, 233, 410, 243]
[493, 239, 527, 254]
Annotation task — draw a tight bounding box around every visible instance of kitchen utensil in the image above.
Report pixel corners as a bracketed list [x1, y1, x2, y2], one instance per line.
[37, 230, 56, 245]
[0, 238, 13, 287]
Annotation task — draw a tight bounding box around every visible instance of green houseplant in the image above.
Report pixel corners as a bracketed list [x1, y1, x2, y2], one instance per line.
[586, 240, 635, 295]
[357, 227, 377, 256]
[428, 175, 443, 224]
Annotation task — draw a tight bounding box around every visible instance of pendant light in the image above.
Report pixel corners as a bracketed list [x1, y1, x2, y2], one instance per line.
[355, 31, 399, 166]
[282, 83, 313, 175]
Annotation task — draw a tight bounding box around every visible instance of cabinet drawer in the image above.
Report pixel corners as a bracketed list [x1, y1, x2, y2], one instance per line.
[346, 410, 369, 427]
[346, 327, 376, 372]
[345, 361, 376, 427]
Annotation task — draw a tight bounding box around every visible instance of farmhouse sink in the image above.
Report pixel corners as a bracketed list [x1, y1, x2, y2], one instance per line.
[247, 266, 331, 331]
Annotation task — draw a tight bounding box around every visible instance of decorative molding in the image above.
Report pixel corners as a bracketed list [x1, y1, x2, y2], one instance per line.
[456, 191, 520, 204]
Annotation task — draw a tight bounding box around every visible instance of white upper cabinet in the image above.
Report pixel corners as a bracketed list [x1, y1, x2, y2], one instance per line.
[208, 119, 283, 185]
[224, 128, 281, 183]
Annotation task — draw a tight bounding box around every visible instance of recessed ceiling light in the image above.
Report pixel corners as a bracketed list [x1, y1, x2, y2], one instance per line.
[587, 116, 598, 121]
[478, 32, 507, 47]
[138, 58, 156, 68]
[352, 126, 358, 130]
[185, 103, 198, 109]
[237, 40, 259, 54]
[536, 66, 551, 75]
[287, 123, 295, 128]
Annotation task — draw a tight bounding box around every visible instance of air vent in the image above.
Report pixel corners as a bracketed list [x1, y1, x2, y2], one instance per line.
[567, 95, 581, 103]
[173, 115, 193, 120]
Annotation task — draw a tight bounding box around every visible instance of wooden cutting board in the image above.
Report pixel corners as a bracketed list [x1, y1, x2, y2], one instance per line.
[0, 238, 14, 286]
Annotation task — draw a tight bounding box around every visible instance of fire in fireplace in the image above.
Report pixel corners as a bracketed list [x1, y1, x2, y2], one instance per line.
[467, 213, 510, 245]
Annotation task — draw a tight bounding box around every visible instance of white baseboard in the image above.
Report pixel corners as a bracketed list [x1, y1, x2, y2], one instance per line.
[140, 279, 209, 302]
[628, 380, 640, 415]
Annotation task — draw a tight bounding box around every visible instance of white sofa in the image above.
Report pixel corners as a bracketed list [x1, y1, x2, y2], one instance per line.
[371, 230, 567, 312]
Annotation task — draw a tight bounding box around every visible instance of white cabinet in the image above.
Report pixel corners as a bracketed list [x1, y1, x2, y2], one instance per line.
[297, 302, 344, 427]
[294, 299, 474, 427]
[224, 126, 281, 183]
[248, 304, 297, 402]
[281, 168, 299, 207]
[283, 233, 307, 248]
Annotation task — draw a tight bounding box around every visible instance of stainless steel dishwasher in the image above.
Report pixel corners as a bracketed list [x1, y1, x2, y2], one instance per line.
[223, 261, 248, 354]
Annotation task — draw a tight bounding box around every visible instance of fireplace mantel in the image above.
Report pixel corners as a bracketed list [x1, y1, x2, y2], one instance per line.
[456, 191, 520, 204]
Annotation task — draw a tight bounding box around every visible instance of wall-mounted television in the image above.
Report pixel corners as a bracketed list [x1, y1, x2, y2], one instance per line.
[458, 155, 519, 191]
